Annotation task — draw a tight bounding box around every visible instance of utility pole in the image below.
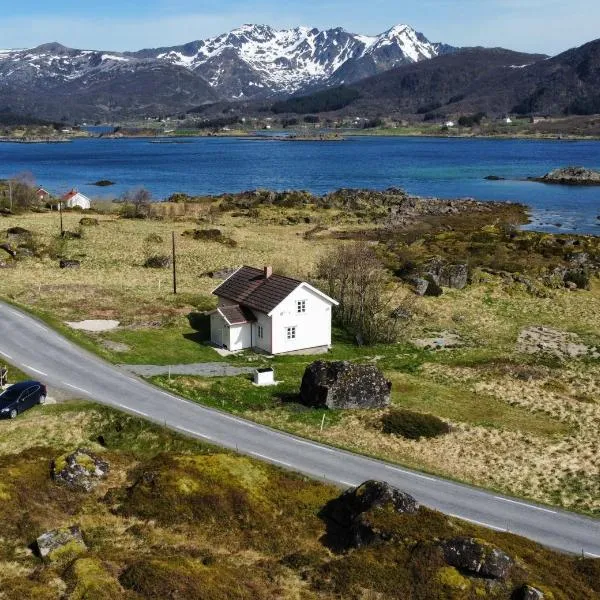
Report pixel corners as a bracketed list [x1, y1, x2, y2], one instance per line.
[59, 198, 64, 237]
[172, 231, 177, 295]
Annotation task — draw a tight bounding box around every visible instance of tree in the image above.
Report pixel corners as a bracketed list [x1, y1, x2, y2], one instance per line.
[9, 171, 37, 210]
[315, 243, 402, 344]
[121, 187, 152, 219]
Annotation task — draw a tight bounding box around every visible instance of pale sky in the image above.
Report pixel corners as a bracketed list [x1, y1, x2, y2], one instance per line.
[1, 0, 598, 56]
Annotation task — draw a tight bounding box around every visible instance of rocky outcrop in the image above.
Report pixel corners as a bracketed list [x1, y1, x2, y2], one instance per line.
[515, 585, 545, 600]
[535, 166, 600, 185]
[321, 481, 419, 548]
[0, 243, 16, 257]
[300, 361, 391, 410]
[52, 448, 109, 492]
[412, 276, 443, 297]
[424, 258, 469, 289]
[59, 259, 81, 269]
[37, 526, 87, 562]
[517, 326, 600, 359]
[441, 537, 513, 580]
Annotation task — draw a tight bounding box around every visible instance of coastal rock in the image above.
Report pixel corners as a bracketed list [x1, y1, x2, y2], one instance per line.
[37, 526, 87, 562]
[52, 448, 110, 492]
[59, 259, 81, 269]
[300, 361, 391, 410]
[322, 481, 419, 548]
[485, 175, 505, 181]
[441, 537, 513, 580]
[536, 166, 600, 185]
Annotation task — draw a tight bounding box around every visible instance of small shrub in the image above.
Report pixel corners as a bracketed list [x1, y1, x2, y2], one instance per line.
[143, 255, 172, 269]
[381, 409, 450, 440]
[145, 233, 164, 244]
[79, 217, 99, 226]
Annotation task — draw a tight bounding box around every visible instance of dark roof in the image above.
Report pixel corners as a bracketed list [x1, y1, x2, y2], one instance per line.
[218, 304, 256, 325]
[213, 266, 302, 314]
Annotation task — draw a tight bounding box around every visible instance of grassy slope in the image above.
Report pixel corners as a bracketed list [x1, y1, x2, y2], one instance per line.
[0, 402, 598, 599]
[1, 210, 599, 515]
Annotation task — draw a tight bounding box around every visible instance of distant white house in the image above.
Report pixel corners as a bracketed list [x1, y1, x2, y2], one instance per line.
[62, 189, 91, 210]
[445, 121, 455, 128]
[504, 117, 513, 124]
[210, 266, 338, 355]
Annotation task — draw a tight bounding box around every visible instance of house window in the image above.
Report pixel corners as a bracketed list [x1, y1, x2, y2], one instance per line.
[297, 300, 306, 313]
[257, 325, 264, 339]
[286, 326, 296, 340]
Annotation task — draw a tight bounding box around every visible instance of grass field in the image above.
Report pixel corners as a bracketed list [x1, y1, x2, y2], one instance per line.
[2, 209, 600, 515]
[0, 401, 598, 599]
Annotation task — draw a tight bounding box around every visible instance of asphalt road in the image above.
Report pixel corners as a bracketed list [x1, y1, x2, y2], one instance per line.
[1, 300, 599, 557]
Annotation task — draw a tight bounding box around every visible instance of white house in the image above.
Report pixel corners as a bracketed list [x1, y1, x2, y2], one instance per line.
[62, 189, 91, 210]
[209, 266, 338, 355]
[445, 121, 455, 128]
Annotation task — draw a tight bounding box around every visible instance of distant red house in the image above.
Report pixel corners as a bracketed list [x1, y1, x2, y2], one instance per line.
[36, 187, 50, 201]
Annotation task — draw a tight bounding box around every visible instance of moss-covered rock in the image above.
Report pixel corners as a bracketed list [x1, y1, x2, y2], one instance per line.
[37, 525, 87, 565]
[52, 448, 109, 492]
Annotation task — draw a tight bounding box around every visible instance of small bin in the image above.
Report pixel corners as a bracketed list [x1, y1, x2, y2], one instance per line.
[254, 368, 275, 386]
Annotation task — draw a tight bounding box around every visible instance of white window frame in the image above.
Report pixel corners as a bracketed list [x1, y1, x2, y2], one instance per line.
[286, 326, 297, 340]
[297, 300, 306, 313]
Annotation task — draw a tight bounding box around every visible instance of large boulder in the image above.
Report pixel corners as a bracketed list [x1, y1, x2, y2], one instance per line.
[37, 526, 87, 563]
[52, 448, 109, 492]
[441, 537, 513, 580]
[425, 258, 469, 290]
[515, 585, 545, 600]
[322, 480, 419, 548]
[300, 361, 391, 410]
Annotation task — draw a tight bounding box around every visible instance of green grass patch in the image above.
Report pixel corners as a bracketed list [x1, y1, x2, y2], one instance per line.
[388, 372, 569, 436]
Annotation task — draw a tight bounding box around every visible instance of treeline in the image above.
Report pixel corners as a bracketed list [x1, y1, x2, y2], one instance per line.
[0, 108, 61, 127]
[271, 86, 361, 114]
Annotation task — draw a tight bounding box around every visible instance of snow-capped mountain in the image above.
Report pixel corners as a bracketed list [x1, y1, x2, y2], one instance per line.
[0, 23, 456, 120]
[134, 23, 451, 98]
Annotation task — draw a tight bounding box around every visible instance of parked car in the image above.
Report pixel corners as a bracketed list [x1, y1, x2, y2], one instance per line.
[0, 380, 47, 419]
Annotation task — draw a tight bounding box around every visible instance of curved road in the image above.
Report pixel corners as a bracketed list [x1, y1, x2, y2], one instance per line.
[1, 301, 599, 557]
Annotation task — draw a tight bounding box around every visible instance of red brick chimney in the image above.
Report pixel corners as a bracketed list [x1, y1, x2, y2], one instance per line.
[264, 265, 273, 279]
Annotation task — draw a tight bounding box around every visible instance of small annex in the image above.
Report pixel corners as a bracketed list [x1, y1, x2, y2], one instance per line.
[62, 189, 91, 210]
[210, 266, 338, 355]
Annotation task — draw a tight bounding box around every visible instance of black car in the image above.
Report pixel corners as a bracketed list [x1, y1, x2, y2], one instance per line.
[0, 380, 47, 419]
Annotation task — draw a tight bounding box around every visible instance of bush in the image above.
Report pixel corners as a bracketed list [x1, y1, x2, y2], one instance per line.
[143, 255, 171, 269]
[145, 233, 163, 244]
[187, 312, 211, 340]
[79, 217, 99, 226]
[381, 409, 450, 440]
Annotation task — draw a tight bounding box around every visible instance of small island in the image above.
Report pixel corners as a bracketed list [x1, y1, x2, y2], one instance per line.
[531, 166, 600, 185]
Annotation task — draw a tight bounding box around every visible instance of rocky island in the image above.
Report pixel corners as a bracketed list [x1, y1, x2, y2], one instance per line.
[532, 166, 600, 185]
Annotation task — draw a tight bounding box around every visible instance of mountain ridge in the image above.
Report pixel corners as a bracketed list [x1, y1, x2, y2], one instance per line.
[0, 23, 457, 119]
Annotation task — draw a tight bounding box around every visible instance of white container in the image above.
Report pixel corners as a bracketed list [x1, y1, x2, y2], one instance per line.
[254, 368, 275, 386]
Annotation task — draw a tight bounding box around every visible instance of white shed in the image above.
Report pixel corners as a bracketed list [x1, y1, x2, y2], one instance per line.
[62, 189, 91, 210]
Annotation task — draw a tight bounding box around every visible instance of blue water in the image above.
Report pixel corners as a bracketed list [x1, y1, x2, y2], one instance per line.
[0, 136, 599, 234]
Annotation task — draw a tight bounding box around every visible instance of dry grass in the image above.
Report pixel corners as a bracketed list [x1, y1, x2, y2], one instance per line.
[0, 211, 342, 323]
[2, 210, 600, 514]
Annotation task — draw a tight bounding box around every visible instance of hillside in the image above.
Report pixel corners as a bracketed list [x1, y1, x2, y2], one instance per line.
[268, 39, 600, 120]
[0, 401, 598, 599]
